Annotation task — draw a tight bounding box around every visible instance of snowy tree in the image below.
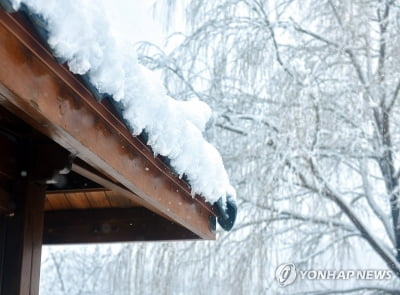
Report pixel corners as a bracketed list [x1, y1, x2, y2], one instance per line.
[40, 246, 114, 295]
[135, 0, 400, 293]
[39, 1, 400, 294]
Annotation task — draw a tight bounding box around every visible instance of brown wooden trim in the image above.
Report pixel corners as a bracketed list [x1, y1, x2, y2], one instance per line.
[0, 11, 215, 239]
[43, 208, 199, 244]
[46, 187, 106, 195]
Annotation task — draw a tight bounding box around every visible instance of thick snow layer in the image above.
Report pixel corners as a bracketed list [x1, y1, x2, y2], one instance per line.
[11, 0, 235, 203]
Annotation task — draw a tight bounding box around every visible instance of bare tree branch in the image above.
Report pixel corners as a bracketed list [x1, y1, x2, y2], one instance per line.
[300, 159, 400, 277]
[360, 160, 395, 245]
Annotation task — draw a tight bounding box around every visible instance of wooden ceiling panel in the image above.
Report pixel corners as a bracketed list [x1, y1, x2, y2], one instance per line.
[63, 192, 91, 209]
[45, 193, 71, 210]
[85, 191, 111, 208]
[45, 190, 141, 211]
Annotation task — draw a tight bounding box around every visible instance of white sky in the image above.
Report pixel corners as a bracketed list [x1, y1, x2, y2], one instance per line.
[102, 0, 164, 45]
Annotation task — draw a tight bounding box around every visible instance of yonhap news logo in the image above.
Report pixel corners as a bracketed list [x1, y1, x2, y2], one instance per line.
[275, 263, 297, 286]
[275, 263, 392, 287]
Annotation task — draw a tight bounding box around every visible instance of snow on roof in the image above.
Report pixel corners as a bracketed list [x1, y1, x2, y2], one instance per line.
[9, 0, 235, 205]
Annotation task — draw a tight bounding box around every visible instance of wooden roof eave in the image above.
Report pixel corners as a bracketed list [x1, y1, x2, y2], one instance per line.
[0, 10, 216, 240]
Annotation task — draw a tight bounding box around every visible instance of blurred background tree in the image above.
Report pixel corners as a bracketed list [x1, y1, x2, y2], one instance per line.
[41, 1, 400, 294]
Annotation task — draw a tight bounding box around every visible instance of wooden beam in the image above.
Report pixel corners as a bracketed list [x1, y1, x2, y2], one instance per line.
[43, 208, 199, 244]
[0, 11, 215, 239]
[0, 181, 46, 295]
[71, 161, 155, 207]
[71, 161, 143, 204]
[46, 170, 103, 192]
[71, 163, 179, 221]
[0, 123, 78, 294]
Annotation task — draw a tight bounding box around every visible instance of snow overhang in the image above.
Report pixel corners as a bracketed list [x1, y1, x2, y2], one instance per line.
[0, 0, 237, 234]
[0, 9, 219, 241]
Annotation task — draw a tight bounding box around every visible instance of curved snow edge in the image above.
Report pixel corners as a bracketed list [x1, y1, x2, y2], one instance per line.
[9, 0, 236, 207]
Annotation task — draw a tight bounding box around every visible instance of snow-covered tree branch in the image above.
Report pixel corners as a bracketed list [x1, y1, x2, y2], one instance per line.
[136, 0, 400, 292]
[40, 0, 400, 294]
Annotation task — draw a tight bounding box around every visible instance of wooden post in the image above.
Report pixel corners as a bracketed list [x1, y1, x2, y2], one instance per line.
[0, 180, 46, 295]
[0, 104, 79, 295]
